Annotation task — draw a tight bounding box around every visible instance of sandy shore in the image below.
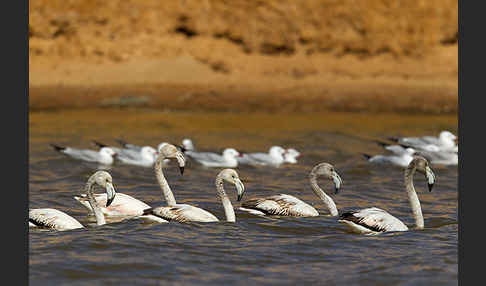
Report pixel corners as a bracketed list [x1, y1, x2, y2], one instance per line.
[30, 46, 457, 114]
[29, 0, 457, 114]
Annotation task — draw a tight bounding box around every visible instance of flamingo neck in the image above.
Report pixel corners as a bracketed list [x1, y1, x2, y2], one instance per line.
[85, 180, 106, 226]
[404, 165, 424, 229]
[155, 158, 177, 206]
[309, 174, 338, 216]
[216, 176, 236, 222]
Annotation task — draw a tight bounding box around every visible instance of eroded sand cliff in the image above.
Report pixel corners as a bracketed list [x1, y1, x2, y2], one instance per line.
[29, 0, 458, 113]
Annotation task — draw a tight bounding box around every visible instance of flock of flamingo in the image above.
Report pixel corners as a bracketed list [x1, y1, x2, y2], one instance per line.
[29, 131, 457, 235]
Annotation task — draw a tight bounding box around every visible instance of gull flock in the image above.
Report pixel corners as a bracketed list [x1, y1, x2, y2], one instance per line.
[50, 138, 301, 168]
[30, 130, 456, 235]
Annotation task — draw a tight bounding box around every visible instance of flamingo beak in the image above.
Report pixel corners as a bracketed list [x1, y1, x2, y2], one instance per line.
[235, 179, 245, 201]
[425, 166, 435, 192]
[105, 182, 116, 207]
[331, 172, 343, 194]
[176, 152, 186, 176]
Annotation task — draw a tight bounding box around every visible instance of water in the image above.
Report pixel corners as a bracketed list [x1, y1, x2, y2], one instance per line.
[29, 109, 458, 285]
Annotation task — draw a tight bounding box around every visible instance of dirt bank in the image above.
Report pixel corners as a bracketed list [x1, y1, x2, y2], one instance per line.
[29, 0, 458, 113]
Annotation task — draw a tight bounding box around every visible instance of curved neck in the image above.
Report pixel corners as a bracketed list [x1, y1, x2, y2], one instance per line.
[155, 157, 177, 206]
[309, 174, 338, 216]
[404, 165, 424, 229]
[215, 176, 236, 222]
[85, 180, 106, 226]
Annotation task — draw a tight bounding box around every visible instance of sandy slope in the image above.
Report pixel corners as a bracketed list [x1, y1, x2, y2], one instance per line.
[29, 0, 458, 113]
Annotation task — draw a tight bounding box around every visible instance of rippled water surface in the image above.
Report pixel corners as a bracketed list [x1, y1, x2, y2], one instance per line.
[29, 110, 458, 285]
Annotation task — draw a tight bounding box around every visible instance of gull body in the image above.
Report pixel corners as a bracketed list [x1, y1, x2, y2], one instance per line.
[378, 143, 457, 166]
[363, 147, 416, 167]
[389, 131, 457, 152]
[181, 138, 195, 151]
[283, 148, 301, 164]
[92, 141, 158, 167]
[237, 146, 286, 167]
[51, 144, 117, 165]
[185, 148, 241, 168]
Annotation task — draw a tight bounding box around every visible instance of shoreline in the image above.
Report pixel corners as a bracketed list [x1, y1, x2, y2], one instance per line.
[29, 47, 458, 114]
[29, 80, 457, 114]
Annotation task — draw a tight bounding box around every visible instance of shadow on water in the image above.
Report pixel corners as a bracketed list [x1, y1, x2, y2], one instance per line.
[29, 110, 458, 285]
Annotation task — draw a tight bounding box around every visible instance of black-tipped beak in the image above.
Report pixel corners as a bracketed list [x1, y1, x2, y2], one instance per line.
[331, 172, 342, 195]
[175, 152, 186, 175]
[425, 166, 435, 192]
[106, 196, 114, 207]
[105, 182, 116, 207]
[235, 179, 245, 201]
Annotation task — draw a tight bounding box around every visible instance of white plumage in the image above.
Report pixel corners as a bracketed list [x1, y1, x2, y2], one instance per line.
[115, 146, 158, 167]
[51, 144, 117, 165]
[115, 139, 167, 154]
[92, 141, 158, 167]
[181, 138, 195, 151]
[390, 130, 457, 152]
[185, 148, 241, 168]
[283, 148, 301, 164]
[237, 146, 286, 167]
[364, 147, 416, 167]
[378, 142, 457, 166]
